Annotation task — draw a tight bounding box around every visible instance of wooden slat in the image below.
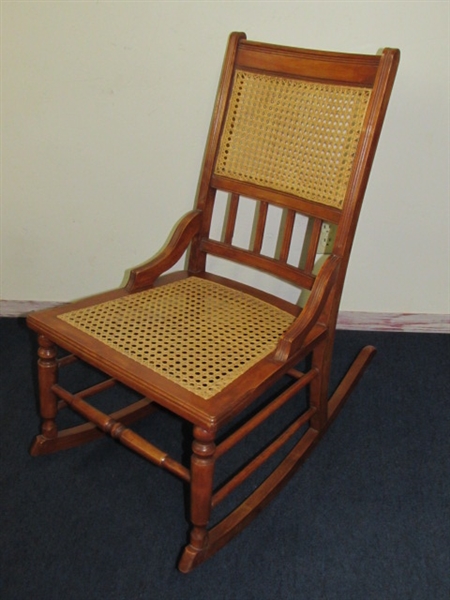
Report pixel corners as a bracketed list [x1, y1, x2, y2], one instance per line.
[223, 193, 239, 244]
[252, 202, 268, 254]
[212, 406, 317, 507]
[201, 239, 315, 289]
[278, 209, 296, 262]
[55, 373, 116, 410]
[77, 378, 117, 399]
[57, 354, 78, 368]
[215, 367, 317, 459]
[304, 218, 323, 274]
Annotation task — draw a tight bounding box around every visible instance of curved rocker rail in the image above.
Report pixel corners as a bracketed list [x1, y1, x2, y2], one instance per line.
[178, 344, 376, 573]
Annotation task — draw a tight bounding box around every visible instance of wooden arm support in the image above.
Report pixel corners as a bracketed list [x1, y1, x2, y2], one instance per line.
[126, 210, 203, 292]
[274, 255, 341, 362]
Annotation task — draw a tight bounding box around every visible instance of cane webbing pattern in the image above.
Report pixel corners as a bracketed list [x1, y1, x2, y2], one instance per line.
[58, 277, 295, 399]
[214, 70, 372, 209]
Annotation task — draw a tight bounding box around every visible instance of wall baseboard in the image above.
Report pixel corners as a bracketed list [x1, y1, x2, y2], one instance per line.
[1, 300, 449, 333]
[1, 300, 63, 317]
[336, 311, 449, 334]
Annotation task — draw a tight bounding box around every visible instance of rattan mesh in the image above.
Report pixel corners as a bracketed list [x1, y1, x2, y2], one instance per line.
[58, 277, 295, 399]
[214, 70, 372, 209]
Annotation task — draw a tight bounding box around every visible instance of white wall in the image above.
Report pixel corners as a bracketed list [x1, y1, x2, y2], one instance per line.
[2, 1, 449, 314]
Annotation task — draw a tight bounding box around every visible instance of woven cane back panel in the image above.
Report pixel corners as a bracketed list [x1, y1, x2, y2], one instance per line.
[214, 70, 372, 209]
[58, 277, 295, 400]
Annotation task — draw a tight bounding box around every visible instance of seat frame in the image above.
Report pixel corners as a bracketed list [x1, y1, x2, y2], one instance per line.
[27, 33, 400, 572]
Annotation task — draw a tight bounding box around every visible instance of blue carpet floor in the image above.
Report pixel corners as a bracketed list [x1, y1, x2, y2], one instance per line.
[1, 318, 449, 599]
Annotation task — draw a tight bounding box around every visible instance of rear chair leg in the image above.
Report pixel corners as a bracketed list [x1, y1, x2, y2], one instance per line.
[309, 335, 377, 429]
[178, 426, 216, 573]
[309, 337, 333, 431]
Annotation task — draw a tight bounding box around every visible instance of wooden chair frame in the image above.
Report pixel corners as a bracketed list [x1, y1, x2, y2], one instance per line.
[27, 33, 400, 572]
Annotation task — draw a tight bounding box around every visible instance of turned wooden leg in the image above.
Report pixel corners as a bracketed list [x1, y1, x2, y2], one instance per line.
[33, 335, 59, 445]
[37, 335, 59, 439]
[178, 426, 216, 573]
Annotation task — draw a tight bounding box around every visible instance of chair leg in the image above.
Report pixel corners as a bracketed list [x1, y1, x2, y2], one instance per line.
[309, 332, 377, 431]
[32, 335, 59, 447]
[178, 426, 216, 573]
[309, 336, 333, 431]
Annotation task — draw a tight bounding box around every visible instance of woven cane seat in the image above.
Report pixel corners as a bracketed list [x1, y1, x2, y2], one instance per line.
[58, 277, 295, 399]
[214, 70, 372, 208]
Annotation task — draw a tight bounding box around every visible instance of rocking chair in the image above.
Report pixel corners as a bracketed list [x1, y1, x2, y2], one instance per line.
[27, 33, 400, 572]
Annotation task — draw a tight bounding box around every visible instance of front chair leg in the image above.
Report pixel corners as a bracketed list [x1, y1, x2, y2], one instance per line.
[31, 335, 59, 449]
[178, 426, 216, 573]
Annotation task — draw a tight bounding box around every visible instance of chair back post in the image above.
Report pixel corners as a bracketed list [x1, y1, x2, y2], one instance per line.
[188, 32, 247, 275]
[325, 47, 401, 331]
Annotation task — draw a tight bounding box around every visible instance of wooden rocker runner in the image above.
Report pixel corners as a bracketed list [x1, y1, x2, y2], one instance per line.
[27, 33, 400, 572]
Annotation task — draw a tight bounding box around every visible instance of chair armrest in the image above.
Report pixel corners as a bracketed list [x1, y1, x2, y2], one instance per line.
[126, 210, 203, 292]
[273, 255, 341, 362]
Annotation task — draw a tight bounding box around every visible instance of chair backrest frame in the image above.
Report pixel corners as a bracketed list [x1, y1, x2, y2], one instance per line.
[188, 32, 400, 317]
